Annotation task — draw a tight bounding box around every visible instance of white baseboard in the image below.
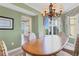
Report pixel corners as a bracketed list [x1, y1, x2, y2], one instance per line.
[8, 47, 23, 56]
[8, 47, 21, 53]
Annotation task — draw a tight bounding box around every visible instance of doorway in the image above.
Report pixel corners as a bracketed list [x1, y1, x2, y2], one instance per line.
[21, 16, 32, 45]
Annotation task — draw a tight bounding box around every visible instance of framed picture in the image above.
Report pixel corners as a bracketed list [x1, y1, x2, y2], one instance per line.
[0, 16, 14, 30]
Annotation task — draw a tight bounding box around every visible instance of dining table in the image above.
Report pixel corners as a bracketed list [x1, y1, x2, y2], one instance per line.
[22, 33, 68, 56]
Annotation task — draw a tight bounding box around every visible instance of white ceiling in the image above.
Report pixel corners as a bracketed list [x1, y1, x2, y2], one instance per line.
[25, 3, 79, 13]
[0, 3, 79, 16]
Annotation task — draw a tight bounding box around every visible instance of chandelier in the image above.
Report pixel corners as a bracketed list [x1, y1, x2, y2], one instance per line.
[42, 3, 63, 17]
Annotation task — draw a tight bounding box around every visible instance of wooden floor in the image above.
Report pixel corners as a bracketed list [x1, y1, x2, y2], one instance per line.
[62, 48, 74, 55]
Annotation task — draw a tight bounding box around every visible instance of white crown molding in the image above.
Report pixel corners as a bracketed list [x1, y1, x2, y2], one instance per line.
[0, 3, 37, 16]
[24, 3, 49, 13]
[24, 3, 42, 12]
[64, 3, 79, 14]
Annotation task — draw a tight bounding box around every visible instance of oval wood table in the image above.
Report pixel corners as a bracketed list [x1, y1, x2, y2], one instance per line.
[22, 33, 68, 56]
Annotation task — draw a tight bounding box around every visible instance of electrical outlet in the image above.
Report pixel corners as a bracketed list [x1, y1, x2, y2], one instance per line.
[11, 42, 14, 46]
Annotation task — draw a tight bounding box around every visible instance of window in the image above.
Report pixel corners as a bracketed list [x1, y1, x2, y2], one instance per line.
[44, 16, 61, 35]
[21, 21, 30, 33]
[69, 16, 77, 38]
[21, 16, 32, 33]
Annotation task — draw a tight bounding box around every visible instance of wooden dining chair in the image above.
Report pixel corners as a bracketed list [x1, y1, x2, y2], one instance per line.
[73, 35, 79, 56]
[62, 35, 79, 56]
[56, 33, 79, 56]
[29, 32, 36, 42]
[56, 32, 73, 56]
[0, 40, 8, 56]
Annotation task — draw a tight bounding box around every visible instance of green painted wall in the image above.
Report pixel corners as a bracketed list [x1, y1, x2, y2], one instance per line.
[61, 15, 66, 33]
[31, 14, 43, 38]
[32, 16, 39, 38]
[0, 6, 25, 51]
[38, 14, 43, 35]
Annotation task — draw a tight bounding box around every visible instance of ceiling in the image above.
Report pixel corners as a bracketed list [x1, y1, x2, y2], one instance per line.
[25, 3, 79, 13]
[0, 3, 79, 16]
